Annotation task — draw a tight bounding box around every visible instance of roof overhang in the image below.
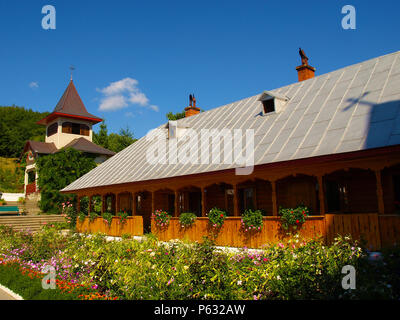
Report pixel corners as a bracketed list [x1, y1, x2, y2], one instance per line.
[37, 112, 102, 125]
[258, 91, 289, 102]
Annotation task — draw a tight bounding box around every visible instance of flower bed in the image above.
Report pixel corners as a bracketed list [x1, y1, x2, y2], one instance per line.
[0, 224, 399, 300]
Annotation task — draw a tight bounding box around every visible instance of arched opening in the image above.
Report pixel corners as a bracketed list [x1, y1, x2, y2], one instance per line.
[154, 189, 175, 216]
[276, 174, 320, 215]
[118, 192, 132, 215]
[47, 122, 58, 137]
[62, 122, 90, 136]
[134, 191, 152, 233]
[79, 196, 89, 215]
[324, 168, 378, 214]
[204, 183, 234, 216]
[104, 193, 116, 214]
[91, 195, 102, 214]
[177, 186, 202, 217]
[379, 164, 400, 214]
[237, 179, 273, 215]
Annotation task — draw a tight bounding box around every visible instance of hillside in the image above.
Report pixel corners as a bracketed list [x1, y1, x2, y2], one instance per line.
[0, 105, 49, 158]
[0, 157, 24, 193]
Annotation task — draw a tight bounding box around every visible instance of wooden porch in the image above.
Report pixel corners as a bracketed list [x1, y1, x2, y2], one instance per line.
[73, 147, 400, 250]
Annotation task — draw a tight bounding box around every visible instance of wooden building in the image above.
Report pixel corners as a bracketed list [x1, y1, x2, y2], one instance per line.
[62, 50, 400, 249]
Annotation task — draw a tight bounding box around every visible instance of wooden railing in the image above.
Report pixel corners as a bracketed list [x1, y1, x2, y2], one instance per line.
[76, 216, 143, 237]
[151, 216, 326, 248]
[75, 214, 400, 250]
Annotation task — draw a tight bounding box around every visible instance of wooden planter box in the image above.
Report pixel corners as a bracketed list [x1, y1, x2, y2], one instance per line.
[76, 216, 143, 237]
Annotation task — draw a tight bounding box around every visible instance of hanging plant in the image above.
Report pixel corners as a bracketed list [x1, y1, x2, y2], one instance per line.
[78, 211, 86, 223]
[207, 207, 227, 228]
[117, 211, 129, 226]
[89, 211, 99, 223]
[102, 212, 113, 227]
[279, 205, 310, 230]
[152, 210, 171, 228]
[179, 212, 197, 228]
[241, 209, 263, 232]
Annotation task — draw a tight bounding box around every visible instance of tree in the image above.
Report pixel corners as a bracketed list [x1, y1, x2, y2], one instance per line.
[166, 111, 186, 121]
[36, 148, 97, 214]
[92, 120, 109, 149]
[0, 106, 49, 157]
[93, 121, 137, 153]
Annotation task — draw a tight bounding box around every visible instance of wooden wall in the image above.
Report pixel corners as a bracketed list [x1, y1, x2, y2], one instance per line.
[76, 216, 143, 237]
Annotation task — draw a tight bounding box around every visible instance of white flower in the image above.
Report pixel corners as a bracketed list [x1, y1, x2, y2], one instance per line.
[237, 280, 242, 286]
[276, 275, 281, 280]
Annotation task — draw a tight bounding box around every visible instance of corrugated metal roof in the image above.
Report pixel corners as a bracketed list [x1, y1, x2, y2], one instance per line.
[62, 50, 400, 192]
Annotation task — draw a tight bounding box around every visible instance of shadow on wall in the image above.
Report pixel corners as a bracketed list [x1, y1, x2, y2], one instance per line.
[343, 92, 400, 149]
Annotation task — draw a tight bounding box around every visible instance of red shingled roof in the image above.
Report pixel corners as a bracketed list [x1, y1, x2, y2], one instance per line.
[37, 80, 102, 125]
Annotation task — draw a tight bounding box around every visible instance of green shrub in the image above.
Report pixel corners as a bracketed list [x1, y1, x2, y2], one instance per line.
[207, 207, 227, 228]
[279, 205, 309, 230]
[89, 211, 99, 223]
[241, 209, 263, 232]
[179, 212, 197, 228]
[78, 211, 86, 222]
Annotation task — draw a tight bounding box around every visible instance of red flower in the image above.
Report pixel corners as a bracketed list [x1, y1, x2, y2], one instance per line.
[220, 214, 224, 217]
[296, 219, 299, 223]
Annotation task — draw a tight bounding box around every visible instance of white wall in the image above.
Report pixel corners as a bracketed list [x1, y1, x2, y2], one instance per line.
[1, 193, 25, 201]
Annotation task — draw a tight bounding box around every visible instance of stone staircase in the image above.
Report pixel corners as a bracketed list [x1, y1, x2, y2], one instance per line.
[0, 215, 66, 233]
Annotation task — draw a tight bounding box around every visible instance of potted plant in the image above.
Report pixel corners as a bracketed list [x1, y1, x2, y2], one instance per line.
[102, 212, 113, 227]
[116, 210, 129, 226]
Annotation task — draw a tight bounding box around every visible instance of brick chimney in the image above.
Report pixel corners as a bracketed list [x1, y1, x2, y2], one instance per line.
[185, 94, 200, 117]
[296, 48, 315, 82]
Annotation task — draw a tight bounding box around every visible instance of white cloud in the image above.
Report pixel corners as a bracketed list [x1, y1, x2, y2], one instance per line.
[97, 77, 157, 112]
[29, 81, 39, 88]
[125, 111, 135, 118]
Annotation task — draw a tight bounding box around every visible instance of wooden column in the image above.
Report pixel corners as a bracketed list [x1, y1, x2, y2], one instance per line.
[271, 180, 278, 216]
[88, 195, 92, 214]
[115, 194, 120, 214]
[101, 195, 105, 214]
[132, 193, 137, 216]
[233, 184, 239, 216]
[317, 175, 326, 215]
[77, 196, 81, 213]
[151, 191, 155, 214]
[174, 190, 179, 217]
[375, 169, 385, 214]
[201, 187, 206, 217]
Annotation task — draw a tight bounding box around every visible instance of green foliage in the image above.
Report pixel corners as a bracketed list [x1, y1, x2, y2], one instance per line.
[179, 212, 197, 228]
[241, 209, 263, 232]
[1, 226, 400, 300]
[152, 209, 171, 228]
[166, 111, 186, 121]
[93, 121, 137, 153]
[0, 106, 49, 158]
[207, 207, 227, 228]
[36, 148, 97, 214]
[0, 158, 24, 192]
[78, 211, 86, 222]
[91, 195, 102, 214]
[279, 205, 310, 230]
[89, 211, 99, 222]
[62, 201, 77, 228]
[102, 212, 113, 227]
[79, 196, 89, 215]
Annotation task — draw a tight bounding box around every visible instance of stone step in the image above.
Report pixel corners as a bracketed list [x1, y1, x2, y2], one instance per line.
[0, 215, 66, 232]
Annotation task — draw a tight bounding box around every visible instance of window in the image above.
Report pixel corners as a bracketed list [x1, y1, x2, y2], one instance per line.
[262, 99, 275, 114]
[62, 122, 90, 136]
[47, 123, 58, 137]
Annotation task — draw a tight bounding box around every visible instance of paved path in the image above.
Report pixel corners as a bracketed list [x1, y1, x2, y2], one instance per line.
[0, 287, 16, 300]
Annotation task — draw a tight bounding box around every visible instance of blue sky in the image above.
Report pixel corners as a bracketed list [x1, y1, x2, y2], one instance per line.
[1, 0, 399, 138]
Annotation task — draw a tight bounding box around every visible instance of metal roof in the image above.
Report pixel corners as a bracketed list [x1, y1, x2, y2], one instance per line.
[62, 50, 400, 192]
[63, 138, 116, 156]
